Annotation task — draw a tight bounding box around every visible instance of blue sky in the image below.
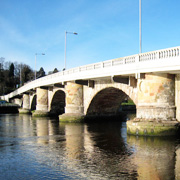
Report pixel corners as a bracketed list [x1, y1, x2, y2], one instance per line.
[0, 0, 180, 73]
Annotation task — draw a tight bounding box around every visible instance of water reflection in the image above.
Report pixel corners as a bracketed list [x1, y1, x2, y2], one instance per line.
[83, 122, 138, 179]
[127, 135, 176, 180]
[33, 117, 64, 146]
[0, 114, 180, 180]
[63, 123, 85, 160]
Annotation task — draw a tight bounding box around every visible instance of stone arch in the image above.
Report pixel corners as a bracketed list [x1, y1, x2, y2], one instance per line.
[84, 81, 137, 115]
[30, 95, 36, 111]
[87, 87, 134, 116]
[50, 90, 66, 116]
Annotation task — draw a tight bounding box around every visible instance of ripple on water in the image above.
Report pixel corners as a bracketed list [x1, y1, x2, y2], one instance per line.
[0, 114, 179, 180]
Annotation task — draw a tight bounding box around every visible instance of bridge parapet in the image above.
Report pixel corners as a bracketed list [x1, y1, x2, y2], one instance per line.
[139, 46, 180, 61]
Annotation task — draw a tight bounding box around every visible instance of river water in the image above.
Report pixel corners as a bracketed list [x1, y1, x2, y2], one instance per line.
[0, 114, 180, 180]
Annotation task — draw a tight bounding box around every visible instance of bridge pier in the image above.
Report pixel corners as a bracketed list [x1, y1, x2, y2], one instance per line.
[59, 82, 84, 122]
[175, 74, 180, 122]
[32, 88, 49, 117]
[19, 94, 31, 114]
[127, 73, 179, 136]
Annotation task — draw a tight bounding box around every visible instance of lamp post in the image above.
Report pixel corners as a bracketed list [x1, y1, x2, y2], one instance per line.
[20, 64, 22, 87]
[35, 53, 45, 79]
[139, 0, 142, 54]
[64, 31, 78, 70]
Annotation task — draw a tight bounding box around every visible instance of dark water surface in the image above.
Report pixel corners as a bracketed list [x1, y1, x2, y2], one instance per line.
[0, 114, 180, 180]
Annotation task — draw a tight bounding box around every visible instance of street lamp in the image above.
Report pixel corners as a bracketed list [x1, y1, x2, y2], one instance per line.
[20, 64, 22, 87]
[139, 0, 142, 54]
[64, 31, 78, 70]
[35, 53, 45, 79]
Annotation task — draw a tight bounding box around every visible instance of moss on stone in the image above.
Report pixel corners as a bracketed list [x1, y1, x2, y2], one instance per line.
[32, 110, 49, 117]
[19, 108, 31, 114]
[127, 120, 180, 136]
[59, 113, 85, 123]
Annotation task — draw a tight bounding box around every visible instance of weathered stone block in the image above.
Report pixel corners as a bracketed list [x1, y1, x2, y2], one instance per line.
[127, 120, 180, 136]
[59, 113, 85, 123]
[137, 106, 176, 120]
[32, 110, 49, 117]
[19, 108, 31, 114]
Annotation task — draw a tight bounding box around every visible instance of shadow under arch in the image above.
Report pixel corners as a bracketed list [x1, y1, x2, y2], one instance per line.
[50, 90, 65, 117]
[86, 87, 136, 122]
[31, 95, 36, 111]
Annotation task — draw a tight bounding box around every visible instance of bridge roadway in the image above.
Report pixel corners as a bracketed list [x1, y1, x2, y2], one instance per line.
[1, 46, 180, 136]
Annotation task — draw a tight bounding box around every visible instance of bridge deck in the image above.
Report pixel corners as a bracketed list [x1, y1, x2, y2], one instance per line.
[1, 46, 180, 100]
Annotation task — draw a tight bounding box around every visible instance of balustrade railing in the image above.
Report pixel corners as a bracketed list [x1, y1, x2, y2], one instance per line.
[124, 56, 136, 64]
[139, 47, 180, 61]
[1, 46, 180, 100]
[113, 58, 123, 66]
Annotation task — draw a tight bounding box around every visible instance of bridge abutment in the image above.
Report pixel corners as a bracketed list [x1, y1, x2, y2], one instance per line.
[12, 98, 22, 107]
[127, 73, 179, 136]
[33, 88, 49, 117]
[59, 82, 84, 122]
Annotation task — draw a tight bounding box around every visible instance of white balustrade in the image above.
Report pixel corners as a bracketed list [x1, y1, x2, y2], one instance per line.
[112, 58, 124, 66]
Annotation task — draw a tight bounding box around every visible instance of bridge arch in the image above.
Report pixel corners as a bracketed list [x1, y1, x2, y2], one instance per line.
[50, 90, 66, 116]
[84, 82, 137, 118]
[87, 87, 128, 116]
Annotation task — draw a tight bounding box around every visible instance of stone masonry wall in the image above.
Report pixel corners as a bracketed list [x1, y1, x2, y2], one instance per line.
[175, 74, 180, 122]
[137, 73, 175, 120]
[65, 82, 84, 114]
[36, 88, 48, 111]
[22, 94, 30, 109]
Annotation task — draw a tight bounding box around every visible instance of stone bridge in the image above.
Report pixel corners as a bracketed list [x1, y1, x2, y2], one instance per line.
[1, 46, 180, 136]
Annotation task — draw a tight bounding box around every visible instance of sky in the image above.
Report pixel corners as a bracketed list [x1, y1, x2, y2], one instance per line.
[0, 0, 180, 73]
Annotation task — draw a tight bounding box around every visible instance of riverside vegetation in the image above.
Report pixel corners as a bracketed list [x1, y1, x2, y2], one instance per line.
[0, 57, 58, 96]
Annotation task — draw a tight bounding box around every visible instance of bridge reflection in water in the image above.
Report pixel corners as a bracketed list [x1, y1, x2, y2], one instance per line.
[0, 114, 180, 179]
